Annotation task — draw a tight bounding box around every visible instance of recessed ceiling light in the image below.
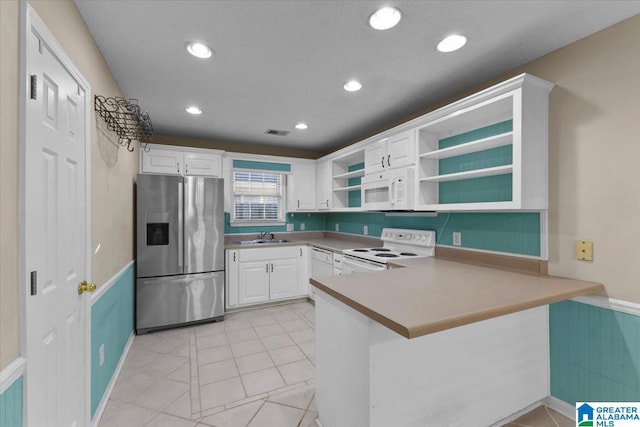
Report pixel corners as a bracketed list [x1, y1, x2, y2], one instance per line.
[295, 123, 308, 130]
[343, 80, 362, 92]
[437, 34, 467, 53]
[185, 41, 213, 59]
[185, 106, 202, 115]
[369, 7, 402, 30]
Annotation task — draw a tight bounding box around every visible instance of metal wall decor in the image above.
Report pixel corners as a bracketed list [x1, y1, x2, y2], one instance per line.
[94, 95, 153, 151]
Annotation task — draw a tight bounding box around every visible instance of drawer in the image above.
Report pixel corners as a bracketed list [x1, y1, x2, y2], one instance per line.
[238, 246, 299, 262]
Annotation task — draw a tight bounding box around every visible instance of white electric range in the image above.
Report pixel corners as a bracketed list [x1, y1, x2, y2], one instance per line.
[342, 228, 436, 274]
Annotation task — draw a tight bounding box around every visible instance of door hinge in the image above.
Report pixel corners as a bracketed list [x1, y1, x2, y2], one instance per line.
[30, 271, 37, 295]
[30, 75, 37, 100]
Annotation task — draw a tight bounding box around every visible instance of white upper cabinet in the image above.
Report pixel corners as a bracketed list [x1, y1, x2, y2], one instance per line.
[290, 162, 316, 211]
[141, 144, 223, 177]
[316, 160, 332, 210]
[415, 73, 553, 211]
[364, 129, 416, 174]
[184, 152, 221, 176]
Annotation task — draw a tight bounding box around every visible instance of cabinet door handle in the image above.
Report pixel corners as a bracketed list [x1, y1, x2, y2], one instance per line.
[233, 252, 236, 262]
[186, 163, 188, 174]
[326, 199, 329, 207]
[266, 263, 269, 273]
[300, 248, 302, 256]
[381, 157, 385, 168]
[297, 200, 300, 208]
[270, 263, 274, 272]
[177, 162, 180, 174]
[387, 154, 391, 168]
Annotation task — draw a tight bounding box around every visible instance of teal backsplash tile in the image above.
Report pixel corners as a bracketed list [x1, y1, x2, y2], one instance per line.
[0, 376, 22, 427]
[550, 301, 640, 404]
[438, 120, 514, 204]
[324, 211, 540, 256]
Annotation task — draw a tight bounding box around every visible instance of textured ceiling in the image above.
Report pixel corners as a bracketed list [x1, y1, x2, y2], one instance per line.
[75, 1, 640, 153]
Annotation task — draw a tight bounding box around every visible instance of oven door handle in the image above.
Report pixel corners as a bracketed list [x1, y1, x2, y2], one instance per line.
[343, 255, 387, 272]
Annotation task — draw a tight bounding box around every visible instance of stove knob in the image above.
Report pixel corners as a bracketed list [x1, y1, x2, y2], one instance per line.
[406, 233, 412, 240]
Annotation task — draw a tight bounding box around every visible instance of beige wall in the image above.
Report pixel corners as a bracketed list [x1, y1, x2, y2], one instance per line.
[0, 0, 21, 371]
[0, 0, 138, 371]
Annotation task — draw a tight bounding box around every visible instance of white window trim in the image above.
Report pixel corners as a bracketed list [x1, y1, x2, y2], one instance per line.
[231, 168, 287, 226]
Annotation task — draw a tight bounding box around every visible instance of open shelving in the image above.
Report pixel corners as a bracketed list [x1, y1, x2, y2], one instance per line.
[415, 74, 553, 211]
[331, 149, 365, 210]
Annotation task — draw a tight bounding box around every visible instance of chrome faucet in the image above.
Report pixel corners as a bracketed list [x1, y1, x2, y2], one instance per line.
[259, 231, 274, 240]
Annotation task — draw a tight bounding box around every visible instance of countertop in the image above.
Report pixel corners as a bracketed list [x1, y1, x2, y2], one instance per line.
[310, 256, 605, 339]
[224, 231, 382, 252]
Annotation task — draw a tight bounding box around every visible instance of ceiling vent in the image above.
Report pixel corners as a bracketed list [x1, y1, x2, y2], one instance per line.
[265, 129, 289, 136]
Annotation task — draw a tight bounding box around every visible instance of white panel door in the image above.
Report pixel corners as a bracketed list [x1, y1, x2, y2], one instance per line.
[238, 261, 270, 305]
[269, 258, 298, 300]
[24, 24, 89, 427]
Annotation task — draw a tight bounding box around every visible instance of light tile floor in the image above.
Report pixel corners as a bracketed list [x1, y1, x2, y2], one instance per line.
[99, 300, 573, 427]
[99, 301, 317, 427]
[505, 405, 574, 427]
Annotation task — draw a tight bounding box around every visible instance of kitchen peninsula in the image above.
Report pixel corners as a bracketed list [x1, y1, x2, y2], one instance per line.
[310, 258, 604, 427]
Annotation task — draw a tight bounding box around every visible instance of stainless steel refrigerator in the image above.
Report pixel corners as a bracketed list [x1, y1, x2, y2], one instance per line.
[136, 174, 225, 334]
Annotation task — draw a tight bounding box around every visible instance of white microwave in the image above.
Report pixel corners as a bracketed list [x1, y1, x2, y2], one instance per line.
[361, 168, 414, 211]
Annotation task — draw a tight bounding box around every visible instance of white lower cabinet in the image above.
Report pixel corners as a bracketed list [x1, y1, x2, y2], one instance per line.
[227, 245, 308, 309]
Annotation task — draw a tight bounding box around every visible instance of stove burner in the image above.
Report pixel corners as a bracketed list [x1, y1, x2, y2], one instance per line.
[399, 252, 417, 256]
[370, 248, 391, 252]
[353, 249, 370, 252]
[376, 253, 399, 258]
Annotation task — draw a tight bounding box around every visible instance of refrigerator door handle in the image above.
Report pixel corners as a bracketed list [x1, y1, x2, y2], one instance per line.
[177, 182, 183, 268]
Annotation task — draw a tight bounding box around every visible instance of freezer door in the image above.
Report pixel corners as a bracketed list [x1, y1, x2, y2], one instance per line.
[137, 174, 183, 277]
[184, 176, 225, 274]
[136, 271, 225, 332]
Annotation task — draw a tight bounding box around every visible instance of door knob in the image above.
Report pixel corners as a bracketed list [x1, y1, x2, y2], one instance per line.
[78, 280, 96, 295]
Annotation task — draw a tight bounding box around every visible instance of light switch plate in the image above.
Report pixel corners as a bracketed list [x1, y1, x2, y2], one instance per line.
[335, 224, 339, 232]
[363, 225, 368, 235]
[286, 223, 294, 232]
[575, 241, 593, 261]
[301, 223, 305, 231]
[99, 344, 105, 367]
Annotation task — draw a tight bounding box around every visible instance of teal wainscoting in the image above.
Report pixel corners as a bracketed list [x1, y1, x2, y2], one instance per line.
[90, 263, 135, 418]
[550, 301, 640, 403]
[325, 211, 540, 256]
[0, 376, 23, 427]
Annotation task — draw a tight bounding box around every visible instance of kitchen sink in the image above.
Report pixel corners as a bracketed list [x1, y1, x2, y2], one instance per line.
[234, 239, 290, 245]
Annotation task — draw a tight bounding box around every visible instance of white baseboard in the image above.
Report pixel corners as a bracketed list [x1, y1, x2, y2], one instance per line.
[0, 357, 26, 394]
[571, 295, 640, 317]
[489, 401, 542, 427]
[543, 396, 575, 421]
[90, 331, 135, 427]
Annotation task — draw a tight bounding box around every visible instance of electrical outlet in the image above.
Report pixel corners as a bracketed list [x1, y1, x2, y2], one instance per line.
[363, 225, 368, 235]
[99, 344, 105, 367]
[335, 224, 339, 232]
[452, 232, 462, 246]
[286, 223, 294, 232]
[301, 223, 306, 231]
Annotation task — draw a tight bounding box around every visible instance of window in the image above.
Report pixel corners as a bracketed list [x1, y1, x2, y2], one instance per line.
[232, 170, 285, 224]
